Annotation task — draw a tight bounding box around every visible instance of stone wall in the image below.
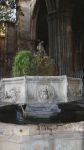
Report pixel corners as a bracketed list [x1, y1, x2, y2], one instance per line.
[17, 0, 32, 51]
[0, 122, 84, 150]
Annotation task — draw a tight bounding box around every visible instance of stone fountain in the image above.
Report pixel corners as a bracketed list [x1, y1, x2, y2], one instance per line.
[0, 75, 83, 150]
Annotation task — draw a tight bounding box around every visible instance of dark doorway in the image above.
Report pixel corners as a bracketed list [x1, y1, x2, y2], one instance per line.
[36, 0, 49, 54]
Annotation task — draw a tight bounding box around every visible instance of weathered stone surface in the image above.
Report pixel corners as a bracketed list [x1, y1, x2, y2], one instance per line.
[0, 76, 83, 119]
[26, 76, 68, 104]
[0, 76, 67, 118]
[0, 77, 26, 104]
[0, 76, 68, 104]
[0, 122, 84, 150]
[0, 76, 83, 104]
[68, 77, 83, 101]
[17, 0, 32, 50]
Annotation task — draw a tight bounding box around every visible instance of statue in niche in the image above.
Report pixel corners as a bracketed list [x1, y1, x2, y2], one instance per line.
[36, 41, 47, 57]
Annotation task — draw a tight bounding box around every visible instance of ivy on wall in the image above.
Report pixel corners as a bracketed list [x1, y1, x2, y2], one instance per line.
[0, 0, 16, 22]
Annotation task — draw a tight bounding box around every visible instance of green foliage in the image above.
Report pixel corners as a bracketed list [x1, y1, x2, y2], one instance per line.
[12, 50, 37, 77]
[12, 49, 57, 77]
[0, 0, 16, 22]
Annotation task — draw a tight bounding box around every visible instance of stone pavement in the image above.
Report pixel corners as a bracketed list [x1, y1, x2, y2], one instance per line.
[0, 122, 84, 150]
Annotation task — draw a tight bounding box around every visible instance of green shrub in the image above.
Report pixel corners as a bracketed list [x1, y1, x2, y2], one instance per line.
[12, 50, 37, 77]
[12, 49, 58, 77]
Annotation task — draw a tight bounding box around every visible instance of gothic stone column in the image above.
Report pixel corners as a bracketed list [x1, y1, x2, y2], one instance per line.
[48, 4, 73, 75]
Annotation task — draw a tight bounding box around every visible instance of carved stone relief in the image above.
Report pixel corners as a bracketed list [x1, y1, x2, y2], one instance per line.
[0, 77, 26, 104]
[36, 84, 55, 103]
[68, 78, 83, 101]
[0, 76, 83, 105]
[4, 88, 20, 103]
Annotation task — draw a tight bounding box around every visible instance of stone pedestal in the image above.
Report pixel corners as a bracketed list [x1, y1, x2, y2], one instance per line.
[0, 122, 84, 150]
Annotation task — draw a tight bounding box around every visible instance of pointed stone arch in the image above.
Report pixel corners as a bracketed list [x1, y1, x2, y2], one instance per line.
[30, 0, 84, 76]
[30, 0, 49, 54]
[30, 0, 57, 52]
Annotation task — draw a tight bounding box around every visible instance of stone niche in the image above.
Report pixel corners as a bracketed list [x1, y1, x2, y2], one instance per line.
[0, 75, 83, 104]
[0, 122, 84, 150]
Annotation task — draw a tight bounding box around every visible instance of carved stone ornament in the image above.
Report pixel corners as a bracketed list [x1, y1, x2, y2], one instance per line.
[36, 84, 55, 103]
[0, 77, 26, 104]
[0, 76, 83, 105]
[4, 88, 20, 103]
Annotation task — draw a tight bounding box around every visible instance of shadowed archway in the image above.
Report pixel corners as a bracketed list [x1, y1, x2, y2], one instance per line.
[30, 0, 84, 76]
[36, 0, 48, 54]
[30, 0, 56, 55]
